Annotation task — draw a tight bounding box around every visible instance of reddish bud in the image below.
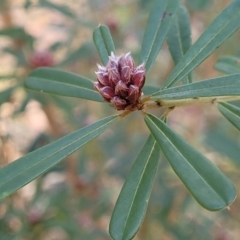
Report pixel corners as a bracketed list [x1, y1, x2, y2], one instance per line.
[115, 80, 129, 97]
[128, 85, 140, 103]
[132, 64, 145, 88]
[101, 86, 115, 100]
[111, 96, 127, 110]
[94, 52, 146, 111]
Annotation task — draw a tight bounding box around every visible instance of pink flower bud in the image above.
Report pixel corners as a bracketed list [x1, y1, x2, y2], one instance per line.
[101, 86, 115, 100]
[111, 96, 127, 110]
[132, 64, 145, 88]
[115, 80, 129, 97]
[128, 85, 140, 103]
[94, 52, 146, 111]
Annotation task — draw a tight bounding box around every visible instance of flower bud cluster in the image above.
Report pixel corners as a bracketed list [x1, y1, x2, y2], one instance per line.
[94, 52, 145, 111]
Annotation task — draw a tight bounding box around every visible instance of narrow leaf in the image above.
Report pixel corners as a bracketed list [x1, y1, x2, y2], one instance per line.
[139, 0, 180, 72]
[167, 6, 192, 84]
[218, 102, 240, 131]
[25, 67, 103, 102]
[150, 74, 240, 106]
[93, 25, 115, 65]
[0, 115, 118, 200]
[215, 56, 240, 74]
[163, 0, 240, 88]
[109, 135, 160, 240]
[144, 113, 236, 211]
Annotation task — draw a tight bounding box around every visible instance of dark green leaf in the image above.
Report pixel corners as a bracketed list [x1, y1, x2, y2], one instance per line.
[167, 6, 192, 84]
[144, 113, 236, 211]
[163, 0, 240, 88]
[218, 102, 240, 131]
[109, 135, 160, 240]
[139, 0, 180, 72]
[25, 67, 103, 102]
[93, 25, 115, 65]
[151, 74, 240, 101]
[0, 115, 118, 200]
[215, 56, 240, 74]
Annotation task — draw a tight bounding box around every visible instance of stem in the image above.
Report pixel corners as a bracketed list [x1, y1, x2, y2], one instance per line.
[144, 95, 240, 110]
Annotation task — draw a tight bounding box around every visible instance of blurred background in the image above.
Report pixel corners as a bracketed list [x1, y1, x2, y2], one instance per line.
[0, 0, 240, 239]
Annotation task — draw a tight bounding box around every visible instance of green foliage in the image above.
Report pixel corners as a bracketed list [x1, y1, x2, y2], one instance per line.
[167, 6, 192, 84]
[0, 115, 118, 200]
[163, 0, 240, 88]
[151, 74, 240, 103]
[144, 113, 236, 211]
[109, 135, 160, 240]
[25, 68, 103, 102]
[93, 25, 116, 65]
[139, 0, 180, 72]
[218, 102, 240, 131]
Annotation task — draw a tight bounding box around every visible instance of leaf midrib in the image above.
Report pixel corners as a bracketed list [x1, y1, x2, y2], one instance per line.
[0, 118, 117, 192]
[146, 115, 226, 204]
[28, 77, 98, 94]
[143, 1, 168, 68]
[155, 82, 240, 98]
[165, 9, 240, 88]
[122, 140, 157, 239]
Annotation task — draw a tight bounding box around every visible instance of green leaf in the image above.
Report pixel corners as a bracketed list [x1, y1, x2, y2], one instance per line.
[93, 25, 115, 65]
[109, 135, 160, 240]
[163, 0, 240, 88]
[0, 115, 118, 200]
[215, 56, 240, 74]
[167, 6, 192, 84]
[144, 113, 236, 211]
[139, 0, 180, 72]
[151, 74, 240, 105]
[25, 67, 103, 102]
[218, 102, 240, 131]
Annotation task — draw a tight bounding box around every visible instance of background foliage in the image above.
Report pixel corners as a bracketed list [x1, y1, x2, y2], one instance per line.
[0, 0, 240, 239]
